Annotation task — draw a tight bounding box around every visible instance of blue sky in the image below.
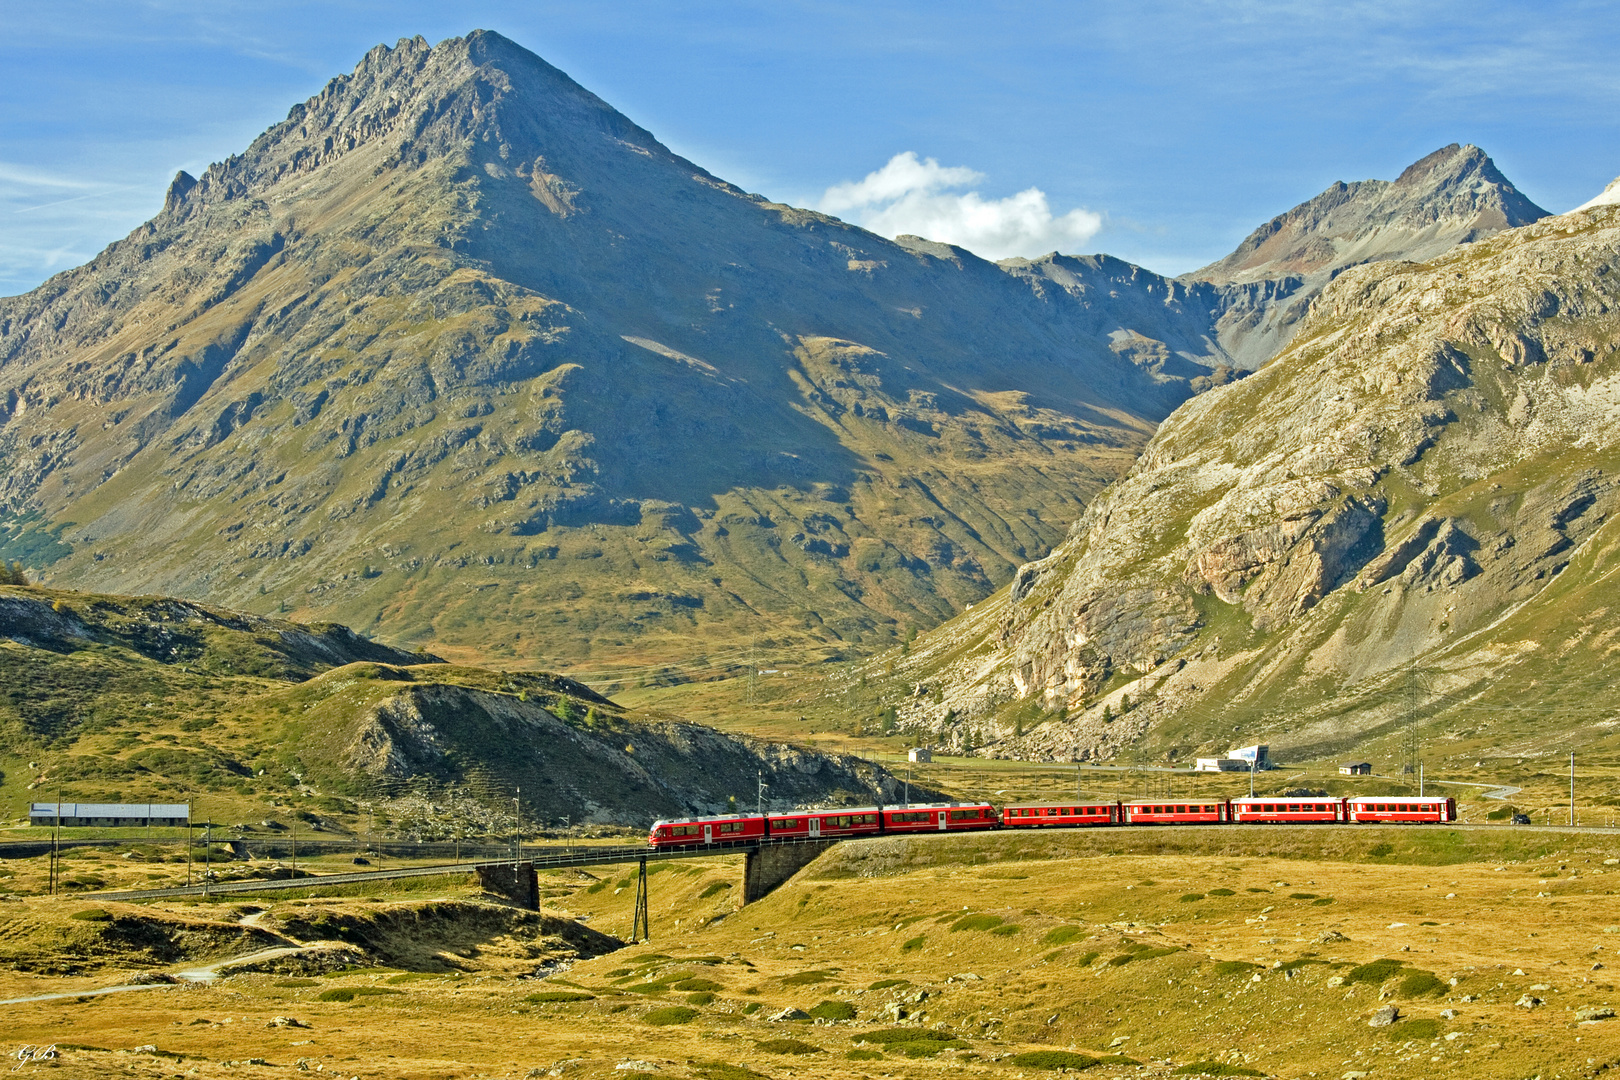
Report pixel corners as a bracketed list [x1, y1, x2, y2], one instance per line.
[2, 0, 1618, 297]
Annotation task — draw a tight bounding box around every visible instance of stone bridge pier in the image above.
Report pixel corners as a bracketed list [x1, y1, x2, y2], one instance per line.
[475, 861, 540, 910]
[742, 841, 838, 904]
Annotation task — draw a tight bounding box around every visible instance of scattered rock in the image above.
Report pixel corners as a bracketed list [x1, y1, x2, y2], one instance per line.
[1367, 1006, 1399, 1027]
[1316, 930, 1350, 944]
[1440, 1009, 1457, 1019]
[127, 972, 177, 985]
[1327, 976, 1345, 988]
[614, 1063, 659, 1073]
[769, 1007, 810, 1022]
[267, 1016, 310, 1029]
[951, 972, 982, 982]
[1577, 1006, 1615, 1022]
[1515, 995, 1544, 1009]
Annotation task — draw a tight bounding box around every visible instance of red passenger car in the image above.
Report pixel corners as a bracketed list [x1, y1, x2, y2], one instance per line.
[648, 813, 767, 847]
[884, 802, 999, 834]
[1346, 796, 1455, 824]
[1230, 797, 1346, 824]
[1122, 800, 1230, 825]
[1002, 802, 1121, 828]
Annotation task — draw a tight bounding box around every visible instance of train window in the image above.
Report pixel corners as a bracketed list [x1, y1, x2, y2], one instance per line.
[719, 821, 743, 833]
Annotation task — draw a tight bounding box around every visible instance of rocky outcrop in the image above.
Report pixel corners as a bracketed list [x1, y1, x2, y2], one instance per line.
[885, 199, 1620, 765]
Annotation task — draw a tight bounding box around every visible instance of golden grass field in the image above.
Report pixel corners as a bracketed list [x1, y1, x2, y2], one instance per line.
[4, 826, 1620, 1079]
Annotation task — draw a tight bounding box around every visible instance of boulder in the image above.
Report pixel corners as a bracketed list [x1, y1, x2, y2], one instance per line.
[1367, 1006, 1399, 1027]
[1577, 1006, 1615, 1022]
[769, 1007, 810, 1022]
[1515, 995, 1544, 1009]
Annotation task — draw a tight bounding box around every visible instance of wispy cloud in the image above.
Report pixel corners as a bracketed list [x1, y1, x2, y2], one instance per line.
[816, 152, 1101, 261]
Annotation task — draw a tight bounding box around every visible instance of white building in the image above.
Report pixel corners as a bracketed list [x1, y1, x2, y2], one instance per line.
[1193, 758, 1252, 773]
[908, 747, 933, 763]
[30, 802, 191, 828]
[1228, 744, 1271, 768]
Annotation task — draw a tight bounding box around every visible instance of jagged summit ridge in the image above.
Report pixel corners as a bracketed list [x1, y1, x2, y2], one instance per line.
[1193, 143, 1548, 285]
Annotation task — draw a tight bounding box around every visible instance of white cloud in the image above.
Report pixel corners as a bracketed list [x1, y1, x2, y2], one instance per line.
[816, 151, 1102, 260]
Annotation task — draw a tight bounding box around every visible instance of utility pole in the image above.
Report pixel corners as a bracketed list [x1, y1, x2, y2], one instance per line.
[291, 816, 297, 876]
[51, 787, 63, 896]
[1571, 752, 1576, 826]
[1405, 665, 1421, 779]
[747, 638, 757, 707]
[1419, 762, 1424, 798]
[203, 818, 212, 897]
[756, 771, 765, 819]
[513, 787, 521, 865]
[1249, 759, 1256, 799]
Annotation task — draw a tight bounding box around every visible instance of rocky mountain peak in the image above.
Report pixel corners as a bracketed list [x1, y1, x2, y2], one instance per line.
[1192, 143, 1548, 286]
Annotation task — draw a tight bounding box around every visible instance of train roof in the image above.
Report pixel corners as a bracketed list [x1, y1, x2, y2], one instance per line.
[1001, 800, 1117, 809]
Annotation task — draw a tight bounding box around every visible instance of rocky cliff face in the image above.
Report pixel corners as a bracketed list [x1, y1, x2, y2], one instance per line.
[891, 199, 1620, 768]
[0, 31, 1234, 672]
[1188, 144, 1549, 368]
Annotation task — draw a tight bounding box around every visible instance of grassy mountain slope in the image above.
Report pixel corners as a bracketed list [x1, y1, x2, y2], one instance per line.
[0, 584, 921, 833]
[879, 199, 1620, 772]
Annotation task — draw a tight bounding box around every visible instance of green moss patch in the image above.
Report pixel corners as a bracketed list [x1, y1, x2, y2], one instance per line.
[949, 913, 1005, 932]
[779, 969, 837, 986]
[1008, 1050, 1101, 1070]
[316, 986, 403, 1003]
[524, 991, 595, 1003]
[1343, 958, 1405, 986]
[1397, 971, 1445, 997]
[807, 999, 856, 1021]
[1173, 1062, 1264, 1076]
[1040, 925, 1087, 946]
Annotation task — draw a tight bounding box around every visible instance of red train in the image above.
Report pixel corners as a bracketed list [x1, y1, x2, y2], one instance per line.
[649, 795, 1455, 847]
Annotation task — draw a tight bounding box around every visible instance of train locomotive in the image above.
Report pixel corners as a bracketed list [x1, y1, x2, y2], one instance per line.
[648, 794, 1455, 847]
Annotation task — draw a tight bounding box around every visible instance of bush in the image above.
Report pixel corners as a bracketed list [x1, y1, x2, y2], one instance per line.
[525, 991, 594, 1003]
[1040, 925, 1087, 946]
[1009, 1050, 1101, 1070]
[1288, 893, 1317, 900]
[1173, 1063, 1263, 1076]
[807, 999, 856, 1021]
[316, 986, 403, 1003]
[949, 913, 1004, 932]
[901, 935, 926, 952]
[868, 978, 909, 990]
[671, 977, 723, 992]
[847, 1049, 884, 1061]
[1207, 888, 1236, 896]
[1343, 958, 1405, 986]
[755, 1038, 821, 1054]
[1368, 842, 1395, 857]
[854, 1029, 964, 1046]
[69, 908, 111, 922]
[1180, 893, 1206, 902]
[779, 970, 835, 985]
[1397, 970, 1445, 997]
[1212, 961, 1258, 976]
[686, 992, 716, 1005]
[643, 1006, 698, 1026]
[990, 924, 1021, 936]
[1388, 1018, 1441, 1040]
[699, 881, 732, 899]
[693, 1064, 766, 1080]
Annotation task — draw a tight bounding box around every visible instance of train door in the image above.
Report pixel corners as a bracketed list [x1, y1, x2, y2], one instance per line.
[703, 823, 714, 844]
[938, 811, 948, 831]
[809, 817, 821, 838]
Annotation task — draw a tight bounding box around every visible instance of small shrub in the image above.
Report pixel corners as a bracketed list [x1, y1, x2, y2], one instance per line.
[1207, 888, 1236, 896]
[69, 908, 111, 922]
[1368, 842, 1395, 857]
[949, 913, 1005, 933]
[1389, 1018, 1441, 1040]
[755, 1038, 822, 1055]
[686, 992, 716, 1005]
[1040, 925, 1087, 946]
[780, 970, 836, 985]
[1173, 1062, 1263, 1076]
[525, 991, 594, 1003]
[854, 1029, 964, 1046]
[585, 879, 611, 894]
[1009, 1050, 1101, 1070]
[1180, 893, 1205, 902]
[699, 881, 732, 900]
[643, 1006, 698, 1026]
[846, 1048, 884, 1061]
[807, 999, 856, 1021]
[868, 978, 909, 990]
[741, 1002, 761, 1015]
[1397, 970, 1445, 998]
[1288, 893, 1318, 900]
[1311, 897, 1336, 906]
[275, 979, 319, 987]
[693, 1064, 767, 1080]
[1343, 958, 1405, 986]
[316, 987, 402, 1003]
[671, 977, 723, 992]
[1108, 953, 1137, 967]
[1212, 961, 1258, 976]
[901, 935, 926, 952]
[1075, 951, 1100, 966]
[990, 924, 1021, 937]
